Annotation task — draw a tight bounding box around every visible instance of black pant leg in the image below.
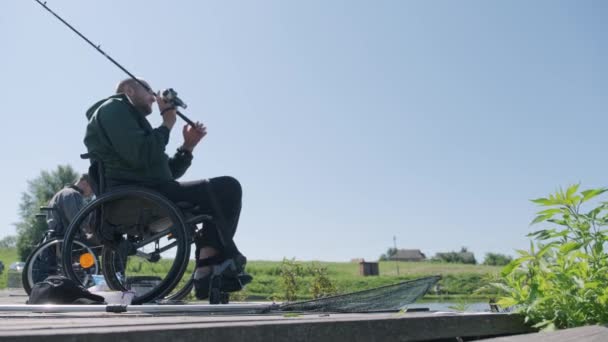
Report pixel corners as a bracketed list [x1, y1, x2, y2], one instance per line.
[150, 176, 243, 259]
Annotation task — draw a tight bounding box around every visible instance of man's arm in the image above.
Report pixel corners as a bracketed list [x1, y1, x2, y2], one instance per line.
[96, 100, 169, 169]
[168, 148, 193, 179]
[59, 192, 86, 225]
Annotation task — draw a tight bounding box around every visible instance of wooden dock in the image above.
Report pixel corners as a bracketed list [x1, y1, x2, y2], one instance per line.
[0, 309, 533, 342]
[4, 289, 605, 342]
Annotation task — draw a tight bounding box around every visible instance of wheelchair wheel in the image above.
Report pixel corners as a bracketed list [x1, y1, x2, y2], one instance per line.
[162, 226, 197, 301]
[162, 267, 195, 301]
[22, 237, 100, 295]
[62, 187, 191, 304]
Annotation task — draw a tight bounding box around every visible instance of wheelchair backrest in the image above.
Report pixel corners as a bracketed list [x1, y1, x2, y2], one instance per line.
[81, 153, 106, 196]
[80, 153, 173, 235]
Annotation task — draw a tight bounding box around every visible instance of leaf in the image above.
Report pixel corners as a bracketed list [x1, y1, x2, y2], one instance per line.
[584, 282, 599, 289]
[490, 282, 513, 294]
[532, 320, 554, 329]
[531, 197, 553, 206]
[501, 257, 532, 277]
[560, 241, 581, 254]
[581, 188, 608, 203]
[566, 184, 580, 198]
[527, 229, 552, 239]
[542, 323, 557, 332]
[497, 297, 518, 308]
[547, 219, 569, 226]
[531, 214, 553, 225]
[537, 208, 563, 216]
[537, 242, 557, 257]
[587, 206, 604, 219]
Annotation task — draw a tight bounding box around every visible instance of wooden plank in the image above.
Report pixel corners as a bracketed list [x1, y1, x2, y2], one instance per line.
[480, 325, 608, 342]
[0, 289, 534, 341]
[0, 311, 534, 342]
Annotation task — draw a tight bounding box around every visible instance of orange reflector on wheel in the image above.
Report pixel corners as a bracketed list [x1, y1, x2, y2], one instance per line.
[79, 253, 95, 269]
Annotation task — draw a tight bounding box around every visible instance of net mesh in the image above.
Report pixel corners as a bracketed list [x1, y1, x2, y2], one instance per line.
[278, 275, 441, 313]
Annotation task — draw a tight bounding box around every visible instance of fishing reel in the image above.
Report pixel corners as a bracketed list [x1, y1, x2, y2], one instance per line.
[161, 88, 188, 109]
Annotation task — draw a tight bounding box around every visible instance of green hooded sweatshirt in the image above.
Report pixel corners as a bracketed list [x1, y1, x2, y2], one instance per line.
[84, 94, 192, 185]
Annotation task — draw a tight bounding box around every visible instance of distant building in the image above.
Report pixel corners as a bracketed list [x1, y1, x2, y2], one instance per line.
[390, 249, 426, 262]
[359, 261, 379, 276]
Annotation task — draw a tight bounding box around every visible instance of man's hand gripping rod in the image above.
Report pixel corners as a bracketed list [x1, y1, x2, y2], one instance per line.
[33, 0, 196, 126]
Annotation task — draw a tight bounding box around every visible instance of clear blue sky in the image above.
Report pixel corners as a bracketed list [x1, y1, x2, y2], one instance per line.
[0, 0, 606, 261]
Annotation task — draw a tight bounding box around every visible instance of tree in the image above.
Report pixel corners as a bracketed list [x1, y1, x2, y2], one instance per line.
[433, 247, 477, 264]
[15, 165, 79, 261]
[379, 247, 398, 261]
[0, 235, 17, 248]
[482, 252, 512, 266]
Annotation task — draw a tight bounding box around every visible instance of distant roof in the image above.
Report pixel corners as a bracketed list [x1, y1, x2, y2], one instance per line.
[393, 249, 426, 259]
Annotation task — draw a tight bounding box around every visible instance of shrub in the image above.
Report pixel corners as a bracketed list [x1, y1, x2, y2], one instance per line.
[483, 253, 513, 266]
[497, 185, 608, 330]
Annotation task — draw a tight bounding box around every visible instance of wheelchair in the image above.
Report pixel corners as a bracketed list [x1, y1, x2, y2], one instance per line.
[22, 206, 102, 295]
[59, 153, 242, 304]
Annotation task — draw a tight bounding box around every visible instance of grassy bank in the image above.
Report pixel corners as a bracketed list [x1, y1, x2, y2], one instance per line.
[0, 248, 502, 300]
[243, 260, 501, 300]
[0, 248, 19, 289]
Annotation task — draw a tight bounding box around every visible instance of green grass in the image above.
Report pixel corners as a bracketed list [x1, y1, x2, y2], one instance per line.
[0, 248, 19, 289]
[244, 260, 502, 300]
[0, 247, 503, 301]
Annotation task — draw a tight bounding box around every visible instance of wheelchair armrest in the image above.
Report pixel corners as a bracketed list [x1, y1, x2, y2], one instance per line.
[39, 206, 55, 211]
[81, 153, 91, 160]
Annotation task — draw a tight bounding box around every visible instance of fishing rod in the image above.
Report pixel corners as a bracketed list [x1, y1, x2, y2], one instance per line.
[33, 0, 196, 126]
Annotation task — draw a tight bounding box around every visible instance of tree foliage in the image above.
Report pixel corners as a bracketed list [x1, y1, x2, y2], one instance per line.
[15, 165, 79, 261]
[0, 235, 17, 249]
[379, 247, 397, 261]
[483, 253, 513, 266]
[433, 247, 477, 264]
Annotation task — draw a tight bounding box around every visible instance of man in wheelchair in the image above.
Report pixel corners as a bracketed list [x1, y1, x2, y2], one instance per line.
[21, 174, 100, 295]
[83, 78, 251, 300]
[46, 173, 94, 237]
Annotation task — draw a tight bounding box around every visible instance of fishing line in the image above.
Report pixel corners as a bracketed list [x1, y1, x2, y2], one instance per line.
[33, 0, 195, 126]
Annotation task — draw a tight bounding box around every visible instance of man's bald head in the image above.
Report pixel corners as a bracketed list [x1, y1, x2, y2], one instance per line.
[115, 78, 151, 94]
[115, 78, 156, 115]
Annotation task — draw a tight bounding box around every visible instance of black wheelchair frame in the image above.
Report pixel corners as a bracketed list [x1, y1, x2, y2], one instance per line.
[59, 153, 231, 304]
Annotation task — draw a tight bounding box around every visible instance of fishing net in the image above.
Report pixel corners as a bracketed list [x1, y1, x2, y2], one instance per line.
[279, 275, 441, 313]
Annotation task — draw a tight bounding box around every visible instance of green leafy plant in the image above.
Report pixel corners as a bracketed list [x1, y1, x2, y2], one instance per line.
[279, 258, 305, 301]
[497, 185, 608, 330]
[308, 262, 337, 299]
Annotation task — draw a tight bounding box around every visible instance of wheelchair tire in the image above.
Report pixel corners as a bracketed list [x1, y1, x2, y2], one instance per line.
[164, 275, 194, 301]
[22, 237, 100, 295]
[62, 187, 191, 305]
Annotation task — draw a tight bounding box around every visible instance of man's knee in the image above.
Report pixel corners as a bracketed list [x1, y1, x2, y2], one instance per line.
[212, 176, 242, 200]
